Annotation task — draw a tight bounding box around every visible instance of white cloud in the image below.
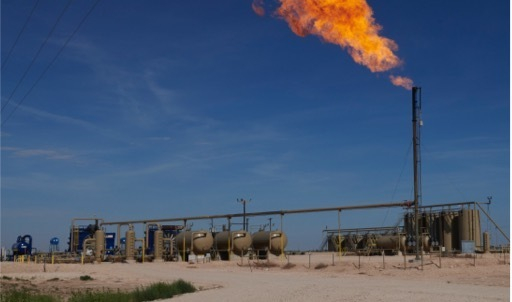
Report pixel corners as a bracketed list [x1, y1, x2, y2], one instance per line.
[2, 146, 74, 161]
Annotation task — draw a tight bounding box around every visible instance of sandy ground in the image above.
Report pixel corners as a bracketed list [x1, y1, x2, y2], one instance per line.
[0, 252, 509, 301]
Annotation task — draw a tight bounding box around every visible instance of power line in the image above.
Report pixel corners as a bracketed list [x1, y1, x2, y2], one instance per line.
[1, 0, 74, 113]
[2, 0, 102, 127]
[381, 141, 412, 227]
[1, 0, 41, 70]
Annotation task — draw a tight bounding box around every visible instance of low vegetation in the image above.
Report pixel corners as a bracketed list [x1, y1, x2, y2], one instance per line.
[314, 263, 328, 269]
[0, 290, 59, 302]
[0, 279, 196, 302]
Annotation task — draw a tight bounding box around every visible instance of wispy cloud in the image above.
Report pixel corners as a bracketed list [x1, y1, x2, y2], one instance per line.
[16, 104, 98, 130]
[2, 146, 74, 160]
[147, 136, 172, 141]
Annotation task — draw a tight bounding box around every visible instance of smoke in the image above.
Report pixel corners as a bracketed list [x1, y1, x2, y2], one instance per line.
[251, 0, 266, 17]
[252, 0, 413, 89]
[389, 75, 414, 90]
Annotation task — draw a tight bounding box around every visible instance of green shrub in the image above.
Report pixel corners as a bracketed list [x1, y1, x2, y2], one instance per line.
[68, 279, 196, 302]
[79, 275, 93, 281]
[132, 280, 196, 301]
[68, 289, 131, 302]
[1, 279, 196, 302]
[0, 289, 60, 302]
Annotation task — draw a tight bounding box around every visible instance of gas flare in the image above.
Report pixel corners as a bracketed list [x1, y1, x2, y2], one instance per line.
[253, 0, 413, 88]
[389, 75, 414, 90]
[276, 0, 401, 72]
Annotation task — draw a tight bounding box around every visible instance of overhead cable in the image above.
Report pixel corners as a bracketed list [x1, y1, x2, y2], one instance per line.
[2, 0, 102, 127]
[1, 0, 41, 70]
[1, 0, 74, 113]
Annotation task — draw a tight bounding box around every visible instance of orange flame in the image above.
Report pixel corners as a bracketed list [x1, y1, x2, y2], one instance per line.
[276, 0, 402, 72]
[389, 75, 414, 90]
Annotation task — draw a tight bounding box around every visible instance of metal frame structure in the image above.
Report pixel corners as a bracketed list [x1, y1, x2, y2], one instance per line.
[101, 201, 412, 227]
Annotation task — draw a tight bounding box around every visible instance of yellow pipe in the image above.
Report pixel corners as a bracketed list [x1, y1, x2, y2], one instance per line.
[182, 233, 186, 262]
[280, 214, 285, 261]
[135, 238, 145, 263]
[142, 240, 145, 263]
[281, 233, 284, 262]
[338, 210, 342, 260]
[82, 238, 96, 265]
[182, 220, 187, 262]
[227, 232, 231, 261]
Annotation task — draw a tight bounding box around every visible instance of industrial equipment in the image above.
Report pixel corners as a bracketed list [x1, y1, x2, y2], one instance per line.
[50, 237, 59, 252]
[175, 230, 214, 258]
[213, 230, 252, 260]
[12, 235, 32, 256]
[252, 230, 287, 257]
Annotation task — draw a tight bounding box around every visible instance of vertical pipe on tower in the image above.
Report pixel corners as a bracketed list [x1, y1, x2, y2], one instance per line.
[412, 87, 421, 260]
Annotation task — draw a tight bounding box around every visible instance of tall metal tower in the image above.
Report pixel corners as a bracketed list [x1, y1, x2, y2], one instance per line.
[412, 87, 422, 260]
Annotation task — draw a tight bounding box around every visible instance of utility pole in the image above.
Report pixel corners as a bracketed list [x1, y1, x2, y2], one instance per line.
[237, 198, 251, 231]
[412, 87, 422, 260]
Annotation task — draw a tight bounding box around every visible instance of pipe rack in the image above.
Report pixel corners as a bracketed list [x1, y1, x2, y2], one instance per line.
[101, 201, 412, 226]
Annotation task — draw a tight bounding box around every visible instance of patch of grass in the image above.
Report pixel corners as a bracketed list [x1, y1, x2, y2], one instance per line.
[131, 280, 196, 301]
[79, 275, 93, 281]
[281, 263, 296, 269]
[47, 278, 60, 282]
[2, 276, 13, 280]
[2, 279, 196, 302]
[0, 289, 61, 302]
[68, 279, 196, 302]
[68, 289, 131, 302]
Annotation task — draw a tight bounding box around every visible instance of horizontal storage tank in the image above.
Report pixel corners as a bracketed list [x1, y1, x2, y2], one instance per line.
[252, 231, 287, 256]
[376, 235, 406, 252]
[214, 230, 252, 256]
[175, 230, 213, 255]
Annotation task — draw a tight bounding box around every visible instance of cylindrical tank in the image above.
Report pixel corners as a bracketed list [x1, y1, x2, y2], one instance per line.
[442, 212, 453, 252]
[473, 209, 482, 250]
[459, 209, 471, 242]
[94, 229, 105, 263]
[252, 231, 287, 256]
[214, 230, 252, 256]
[431, 213, 440, 247]
[483, 232, 491, 253]
[421, 234, 430, 251]
[376, 235, 406, 252]
[451, 212, 460, 250]
[125, 226, 136, 261]
[154, 229, 164, 261]
[175, 230, 214, 255]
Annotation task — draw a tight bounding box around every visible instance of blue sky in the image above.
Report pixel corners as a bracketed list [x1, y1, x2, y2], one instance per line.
[1, 0, 509, 251]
